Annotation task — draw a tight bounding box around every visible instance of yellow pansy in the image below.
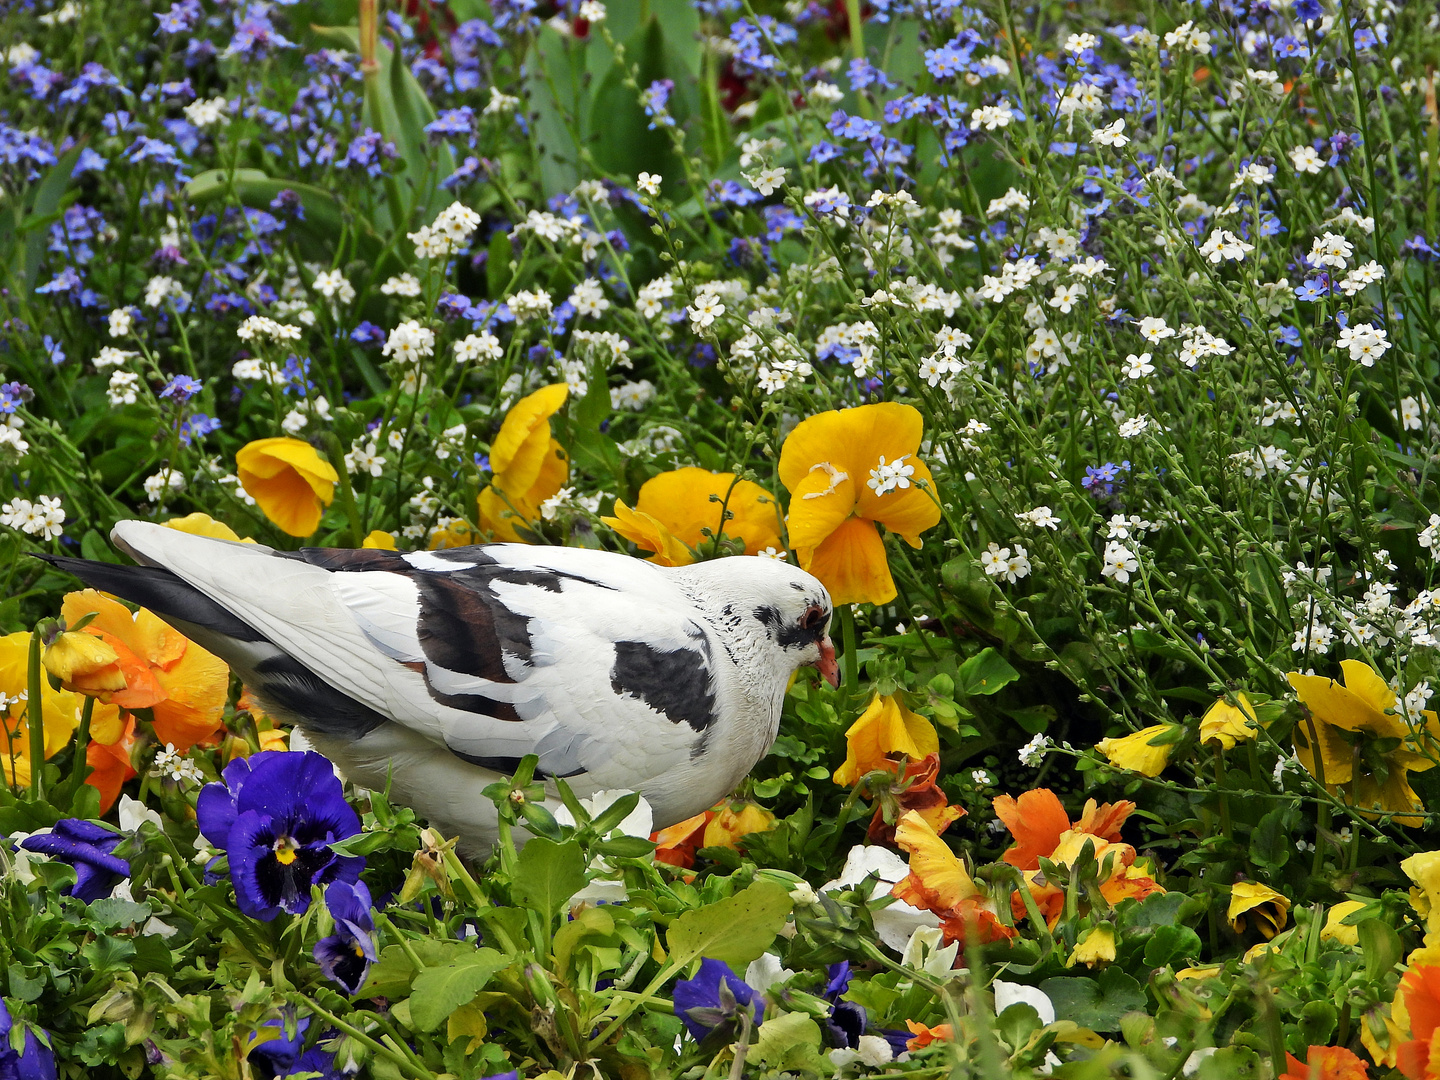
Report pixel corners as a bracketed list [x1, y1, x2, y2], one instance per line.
[1068, 925, 1117, 968]
[1319, 900, 1368, 947]
[1288, 660, 1439, 825]
[362, 529, 398, 550]
[778, 403, 941, 606]
[477, 383, 569, 543]
[1199, 692, 1259, 749]
[236, 437, 339, 537]
[1403, 850, 1440, 933]
[1096, 724, 1180, 777]
[702, 801, 777, 851]
[1227, 881, 1290, 939]
[163, 512, 255, 543]
[602, 468, 782, 566]
[832, 693, 938, 787]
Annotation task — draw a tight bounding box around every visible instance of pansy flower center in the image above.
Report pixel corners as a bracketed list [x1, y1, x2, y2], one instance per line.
[273, 834, 300, 865]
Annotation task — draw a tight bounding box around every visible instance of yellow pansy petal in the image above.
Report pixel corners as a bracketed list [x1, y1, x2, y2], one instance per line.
[785, 464, 858, 551]
[779, 402, 925, 497]
[1339, 658, 1399, 717]
[1227, 881, 1290, 938]
[362, 530, 398, 550]
[893, 808, 979, 912]
[632, 468, 782, 556]
[1095, 725, 1177, 777]
[1068, 925, 1117, 967]
[489, 383, 568, 483]
[860, 460, 941, 549]
[1287, 669, 1403, 739]
[1199, 692, 1260, 749]
[801, 515, 896, 607]
[1320, 900, 1367, 947]
[832, 693, 937, 787]
[602, 500, 694, 566]
[1291, 714, 1355, 787]
[236, 437, 337, 537]
[163, 512, 254, 543]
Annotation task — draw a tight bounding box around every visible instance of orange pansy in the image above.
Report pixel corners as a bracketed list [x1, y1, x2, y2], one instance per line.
[703, 801, 777, 851]
[1279, 1046, 1369, 1080]
[477, 383, 569, 543]
[1398, 964, 1440, 1079]
[778, 403, 941, 606]
[905, 1021, 954, 1051]
[893, 810, 1016, 946]
[993, 788, 1135, 870]
[652, 810, 713, 869]
[60, 590, 227, 751]
[85, 715, 137, 814]
[602, 468, 782, 566]
[868, 752, 965, 845]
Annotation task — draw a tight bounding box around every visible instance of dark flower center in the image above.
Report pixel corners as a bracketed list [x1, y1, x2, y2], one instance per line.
[257, 833, 333, 911]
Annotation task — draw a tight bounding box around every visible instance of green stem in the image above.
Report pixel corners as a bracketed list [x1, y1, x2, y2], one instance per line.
[838, 604, 859, 692]
[27, 631, 44, 802]
[63, 694, 95, 803]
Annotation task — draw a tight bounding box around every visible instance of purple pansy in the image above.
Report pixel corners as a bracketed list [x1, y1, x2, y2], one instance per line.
[0, 1000, 56, 1080]
[672, 958, 764, 1042]
[19, 819, 129, 903]
[314, 880, 378, 995]
[196, 751, 363, 921]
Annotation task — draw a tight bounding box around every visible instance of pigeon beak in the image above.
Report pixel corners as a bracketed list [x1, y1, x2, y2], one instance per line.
[812, 636, 840, 688]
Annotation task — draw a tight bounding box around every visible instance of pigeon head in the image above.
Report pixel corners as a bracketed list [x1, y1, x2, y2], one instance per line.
[677, 556, 839, 688]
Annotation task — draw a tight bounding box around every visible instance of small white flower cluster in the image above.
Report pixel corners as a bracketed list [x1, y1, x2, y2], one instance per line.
[311, 269, 356, 304]
[455, 330, 503, 363]
[409, 202, 482, 259]
[977, 256, 1042, 303]
[107, 370, 142, 405]
[143, 468, 185, 503]
[381, 272, 422, 297]
[1197, 228, 1253, 263]
[867, 454, 916, 497]
[539, 486, 603, 521]
[1017, 506, 1060, 530]
[572, 330, 632, 368]
[236, 315, 303, 343]
[345, 436, 386, 477]
[383, 320, 437, 365]
[636, 275, 675, 320]
[1100, 541, 1138, 584]
[981, 541, 1032, 583]
[610, 380, 656, 411]
[1336, 321, 1391, 366]
[183, 96, 228, 127]
[508, 288, 553, 323]
[1, 495, 65, 540]
[144, 274, 188, 308]
[152, 743, 206, 785]
[686, 286, 727, 332]
[568, 277, 610, 319]
[918, 327, 972, 387]
[0, 416, 27, 460]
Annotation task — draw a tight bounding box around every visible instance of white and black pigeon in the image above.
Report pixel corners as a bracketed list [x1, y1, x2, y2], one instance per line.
[44, 521, 838, 851]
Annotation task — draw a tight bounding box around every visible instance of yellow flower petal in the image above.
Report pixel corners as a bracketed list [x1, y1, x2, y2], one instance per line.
[1287, 665, 1405, 740]
[236, 437, 339, 537]
[802, 515, 896, 607]
[785, 463, 859, 552]
[601, 500, 694, 566]
[479, 438, 569, 543]
[1068, 925, 1117, 967]
[1319, 900, 1367, 947]
[832, 693, 938, 787]
[1227, 881, 1290, 939]
[163, 513, 254, 543]
[0, 632, 83, 785]
[893, 808, 980, 911]
[1404, 851, 1440, 931]
[43, 631, 124, 693]
[1199, 692, 1259, 749]
[1095, 724, 1178, 777]
[624, 468, 782, 556]
[489, 383, 568, 492]
[362, 529, 398, 550]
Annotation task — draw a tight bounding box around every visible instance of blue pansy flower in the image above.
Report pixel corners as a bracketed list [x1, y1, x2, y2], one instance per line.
[672, 958, 764, 1042]
[20, 819, 129, 903]
[314, 880, 378, 995]
[248, 1015, 308, 1080]
[0, 1000, 56, 1080]
[196, 751, 363, 921]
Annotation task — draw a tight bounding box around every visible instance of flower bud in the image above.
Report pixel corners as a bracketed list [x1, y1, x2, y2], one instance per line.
[43, 630, 125, 694]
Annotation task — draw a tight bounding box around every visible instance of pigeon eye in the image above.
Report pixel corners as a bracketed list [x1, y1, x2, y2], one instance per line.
[799, 605, 827, 632]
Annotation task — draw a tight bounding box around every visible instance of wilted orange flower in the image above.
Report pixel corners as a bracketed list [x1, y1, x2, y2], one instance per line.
[1399, 964, 1440, 1079]
[60, 590, 227, 751]
[477, 383, 569, 543]
[1280, 1046, 1369, 1080]
[602, 468, 783, 566]
[905, 1020, 954, 1051]
[868, 752, 965, 845]
[652, 810, 713, 869]
[993, 788, 1135, 871]
[833, 693, 938, 788]
[1289, 660, 1438, 826]
[893, 810, 1016, 946]
[236, 437, 339, 537]
[778, 402, 941, 606]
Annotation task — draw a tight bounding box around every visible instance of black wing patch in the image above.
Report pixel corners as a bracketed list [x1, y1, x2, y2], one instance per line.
[250, 654, 391, 737]
[610, 640, 716, 733]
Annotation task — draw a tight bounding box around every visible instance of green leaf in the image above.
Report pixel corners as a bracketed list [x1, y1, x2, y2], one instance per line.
[408, 948, 508, 1032]
[750, 1012, 825, 1072]
[666, 879, 792, 970]
[956, 648, 1020, 697]
[87, 898, 153, 931]
[1359, 918, 1403, 982]
[1248, 805, 1296, 874]
[329, 830, 399, 857]
[510, 837, 587, 919]
[1140, 925, 1202, 968]
[1039, 968, 1147, 1032]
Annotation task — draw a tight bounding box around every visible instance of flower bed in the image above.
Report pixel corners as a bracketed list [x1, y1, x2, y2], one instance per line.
[2, 0, 1439, 1075]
